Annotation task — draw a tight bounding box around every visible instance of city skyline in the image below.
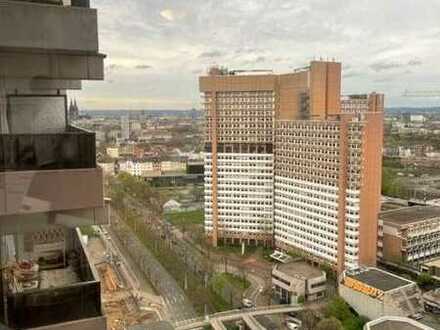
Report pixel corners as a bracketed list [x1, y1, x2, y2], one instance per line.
[70, 0, 440, 110]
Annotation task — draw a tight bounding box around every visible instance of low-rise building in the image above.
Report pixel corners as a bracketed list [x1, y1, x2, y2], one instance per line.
[421, 258, 440, 279]
[378, 206, 440, 264]
[163, 199, 182, 212]
[272, 261, 326, 304]
[106, 147, 119, 159]
[422, 288, 440, 314]
[364, 316, 434, 330]
[339, 267, 423, 320]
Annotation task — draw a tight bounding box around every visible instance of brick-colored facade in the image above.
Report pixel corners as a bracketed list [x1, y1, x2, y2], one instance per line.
[200, 61, 384, 272]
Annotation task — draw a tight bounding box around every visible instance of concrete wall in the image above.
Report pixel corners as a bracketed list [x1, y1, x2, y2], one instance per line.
[358, 111, 384, 266]
[30, 316, 106, 330]
[0, 1, 98, 52]
[339, 284, 384, 320]
[0, 168, 104, 216]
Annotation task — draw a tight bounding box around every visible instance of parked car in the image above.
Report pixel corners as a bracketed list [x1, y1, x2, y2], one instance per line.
[242, 298, 254, 308]
[286, 321, 300, 330]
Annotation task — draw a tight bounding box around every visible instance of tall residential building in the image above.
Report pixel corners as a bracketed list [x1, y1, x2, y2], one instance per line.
[121, 115, 130, 140]
[0, 1, 106, 329]
[200, 61, 384, 272]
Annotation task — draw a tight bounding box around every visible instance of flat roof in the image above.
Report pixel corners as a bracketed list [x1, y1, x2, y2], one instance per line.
[380, 206, 440, 226]
[348, 268, 411, 292]
[128, 322, 174, 330]
[370, 320, 429, 330]
[423, 258, 440, 268]
[277, 261, 323, 279]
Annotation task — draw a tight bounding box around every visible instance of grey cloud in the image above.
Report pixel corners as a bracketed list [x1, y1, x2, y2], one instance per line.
[199, 50, 224, 58]
[80, 0, 440, 109]
[408, 59, 422, 66]
[370, 61, 402, 72]
[135, 64, 153, 69]
[106, 64, 124, 70]
[343, 71, 362, 78]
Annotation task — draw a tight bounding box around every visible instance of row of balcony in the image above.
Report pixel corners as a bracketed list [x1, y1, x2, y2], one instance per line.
[0, 126, 104, 217]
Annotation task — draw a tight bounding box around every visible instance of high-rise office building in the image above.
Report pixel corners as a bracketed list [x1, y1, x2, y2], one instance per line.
[200, 61, 384, 272]
[0, 1, 106, 329]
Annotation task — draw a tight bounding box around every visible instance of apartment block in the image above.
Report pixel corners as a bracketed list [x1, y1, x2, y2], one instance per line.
[378, 206, 440, 264]
[200, 61, 383, 272]
[0, 1, 106, 329]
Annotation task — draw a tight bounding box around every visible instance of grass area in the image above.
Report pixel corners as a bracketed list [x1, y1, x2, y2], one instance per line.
[156, 184, 204, 204]
[213, 243, 273, 261]
[165, 209, 204, 227]
[212, 272, 251, 291]
[78, 225, 98, 237]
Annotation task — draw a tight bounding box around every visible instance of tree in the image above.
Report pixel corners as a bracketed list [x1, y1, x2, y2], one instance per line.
[301, 309, 319, 330]
[417, 273, 435, 289]
[325, 296, 352, 321]
[316, 317, 343, 330]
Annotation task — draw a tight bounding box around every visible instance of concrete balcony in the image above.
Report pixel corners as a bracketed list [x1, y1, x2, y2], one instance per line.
[0, 1, 98, 52]
[0, 1, 105, 80]
[4, 229, 105, 329]
[0, 127, 105, 217]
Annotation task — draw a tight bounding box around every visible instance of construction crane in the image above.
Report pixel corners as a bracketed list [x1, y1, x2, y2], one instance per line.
[402, 89, 440, 97]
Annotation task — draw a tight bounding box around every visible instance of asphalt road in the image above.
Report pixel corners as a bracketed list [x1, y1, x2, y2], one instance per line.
[127, 197, 270, 306]
[109, 218, 197, 323]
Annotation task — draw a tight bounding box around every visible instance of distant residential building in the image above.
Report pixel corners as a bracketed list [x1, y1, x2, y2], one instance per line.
[421, 258, 440, 280]
[106, 147, 119, 158]
[364, 316, 434, 330]
[119, 143, 135, 157]
[339, 267, 423, 320]
[161, 160, 186, 173]
[98, 162, 115, 176]
[426, 152, 440, 159]
[378, 206, 440, 264]
[410, 115, 425, 123]
[95, 130, 106, 142]
[163, 199, 182, 212]
[399, 146, 412, 158]
[131, 121, 142, 133]
[187, 159, 204, 174]
[119, 161, 153, 177]
[121, 115, 130, 140]
[272, 261, 326, 303]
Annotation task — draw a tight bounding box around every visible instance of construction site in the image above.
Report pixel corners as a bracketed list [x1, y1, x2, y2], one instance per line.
[86, 228, 163, 330]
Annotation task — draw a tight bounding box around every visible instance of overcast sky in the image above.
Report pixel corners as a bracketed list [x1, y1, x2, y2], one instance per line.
[72, 0, 440, 110]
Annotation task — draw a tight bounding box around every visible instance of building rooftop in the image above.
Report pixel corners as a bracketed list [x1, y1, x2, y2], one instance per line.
[347, 268, 411, 292]
[380, 206, 440, 226]
[365, 316, 434, 330]
[423, 258, 440, 268]
[128, 321, 174, 330]
[276, 261, 323, 279]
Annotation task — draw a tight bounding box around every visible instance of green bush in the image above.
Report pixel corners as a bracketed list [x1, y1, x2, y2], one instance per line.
[316, 317, 343, 330]
[416, 273, 435, 288]
[325, 296, 367, 330]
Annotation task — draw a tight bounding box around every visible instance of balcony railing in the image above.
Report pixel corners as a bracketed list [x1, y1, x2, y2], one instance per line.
[0, 126, 96, 172]
[13, 0, 90, 7]
[4, 229, 102, 329]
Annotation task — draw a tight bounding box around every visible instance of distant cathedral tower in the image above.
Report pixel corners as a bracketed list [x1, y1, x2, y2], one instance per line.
[68, 99, 80, 121]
